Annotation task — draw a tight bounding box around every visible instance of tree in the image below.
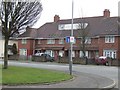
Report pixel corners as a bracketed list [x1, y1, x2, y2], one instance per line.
[0, 0, 43, 69]
[12, 43, 17, 55]
[77, 18, 89, 64]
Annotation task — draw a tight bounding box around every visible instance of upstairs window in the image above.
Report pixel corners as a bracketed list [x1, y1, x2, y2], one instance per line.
[59, 39, 64, 44]
[85, 37, 91, 44]
[105, 36, 115, 43]
[38, 40, 41, 44]
[81, 37, 91, 44]
[21, 39, 27, 44]
[58, 23, 88, 30]
[47, 39, 55, 44]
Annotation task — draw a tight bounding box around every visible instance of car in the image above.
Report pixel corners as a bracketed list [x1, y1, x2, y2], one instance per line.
[35, 52, 44, 56]
[95, 56, 109, 65]
[41, 54, 54, 62]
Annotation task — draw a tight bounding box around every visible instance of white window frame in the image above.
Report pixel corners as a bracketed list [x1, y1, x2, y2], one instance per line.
[105, 35, 115, 43]
[59, 50, 64, 57]
[38, 40, 41, 44]
[19, 49, 27, 56]
[45, 50, 54, 57]
[81, 37, 91, 44]
[103, 50, 116, 59]
[72, 51, 75, 57]
[58, 23, 88, 30]
[59, 39, 64, 44]
[80, 51, 88, 58]
[47, 39, 55, 44]
[85, 37, 91, 44]
[21, 39, 27, 44]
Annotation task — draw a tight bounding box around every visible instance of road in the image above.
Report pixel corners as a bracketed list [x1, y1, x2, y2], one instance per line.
[0, 60, 119, 89]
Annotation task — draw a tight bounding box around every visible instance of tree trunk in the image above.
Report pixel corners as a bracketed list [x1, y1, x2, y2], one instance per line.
[3, 37, 9, 69]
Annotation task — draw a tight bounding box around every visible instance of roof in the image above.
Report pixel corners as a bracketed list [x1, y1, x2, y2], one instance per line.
[18, 26, 37, 39]
[36, 16, 118, 38]
[19, 16, 118, 39]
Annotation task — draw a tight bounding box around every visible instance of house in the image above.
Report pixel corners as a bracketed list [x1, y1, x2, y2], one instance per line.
[18, 9, 120, 61]
[0, 25, 18, 59]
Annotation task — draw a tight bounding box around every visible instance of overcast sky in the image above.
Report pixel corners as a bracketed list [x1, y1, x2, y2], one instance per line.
[33, 0, 119, 28]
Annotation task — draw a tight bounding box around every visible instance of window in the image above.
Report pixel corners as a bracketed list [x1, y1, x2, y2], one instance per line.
[81, 37, 91, 44]
[45, 50, 54, 57]
[58, 23, 88, 30]
[85, 37, 91, 44]
[59, 51, 64, 57]
[103, 50, 116, 59]
[72, 51, 75, 57]
[80, 51, 88, 58]
[105, 36, 115, 43]
[47, 39, 55, 44]
[19, 49, 27, 56]
[38, 40, 41, 44]
[21, 39, 27, 44]
[59, 39, 64, 44]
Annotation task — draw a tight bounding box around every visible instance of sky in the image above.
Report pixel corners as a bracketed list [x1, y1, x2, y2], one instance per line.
[33, 0, 120, 28]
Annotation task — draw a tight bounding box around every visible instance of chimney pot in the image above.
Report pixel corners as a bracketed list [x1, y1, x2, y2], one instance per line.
[54, 15, 60, 22]
[103, 9, 110, 17]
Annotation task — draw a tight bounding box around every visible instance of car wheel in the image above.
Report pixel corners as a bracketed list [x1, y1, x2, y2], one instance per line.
[96, 63, 99, 65]
[105, 62, 109, 66]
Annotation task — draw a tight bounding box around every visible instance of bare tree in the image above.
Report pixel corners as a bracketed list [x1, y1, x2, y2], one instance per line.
[0, 0, 42, 69]
[77, 18, 89, 64]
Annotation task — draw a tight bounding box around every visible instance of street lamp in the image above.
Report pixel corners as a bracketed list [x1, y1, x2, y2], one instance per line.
[69, 0, 74, 75]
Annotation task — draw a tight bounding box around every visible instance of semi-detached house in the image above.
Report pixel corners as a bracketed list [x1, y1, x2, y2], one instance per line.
[18, 9, 120, 61]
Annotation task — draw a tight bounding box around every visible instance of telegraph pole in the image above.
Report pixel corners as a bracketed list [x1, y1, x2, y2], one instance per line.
[69, 0, 74, 75]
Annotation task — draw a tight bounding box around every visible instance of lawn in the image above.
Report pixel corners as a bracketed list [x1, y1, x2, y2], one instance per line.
[2, 66, 72, 85]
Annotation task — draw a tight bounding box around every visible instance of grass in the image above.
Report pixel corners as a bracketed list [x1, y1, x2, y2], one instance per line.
[2, 66, 72, 85]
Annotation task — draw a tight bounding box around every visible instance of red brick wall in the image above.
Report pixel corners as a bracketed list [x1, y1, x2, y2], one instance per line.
[18, 39, 34, 56]
[117, 36, 120, 60]
[18, 36, 119, 60]
[98, 36, 118, 58]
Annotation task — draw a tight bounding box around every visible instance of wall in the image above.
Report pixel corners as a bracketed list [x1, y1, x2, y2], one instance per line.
[99, 36, 118, 59]
[18, 39, 34, 56]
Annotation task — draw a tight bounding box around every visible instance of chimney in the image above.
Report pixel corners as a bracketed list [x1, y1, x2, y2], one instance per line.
[103, 9, 110, 17]
[54, 15, 60, 22]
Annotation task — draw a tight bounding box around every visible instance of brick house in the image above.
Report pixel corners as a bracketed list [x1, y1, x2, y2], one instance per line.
[18, 9, 120, 61]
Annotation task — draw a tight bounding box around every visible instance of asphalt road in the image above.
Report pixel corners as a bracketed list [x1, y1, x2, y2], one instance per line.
[0, 60, 119, 89]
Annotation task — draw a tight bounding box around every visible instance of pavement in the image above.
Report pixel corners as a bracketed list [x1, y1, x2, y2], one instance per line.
[1, 60, 117, 89]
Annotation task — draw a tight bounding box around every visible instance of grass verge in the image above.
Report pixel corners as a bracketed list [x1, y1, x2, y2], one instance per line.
[2, 66, 72, 85]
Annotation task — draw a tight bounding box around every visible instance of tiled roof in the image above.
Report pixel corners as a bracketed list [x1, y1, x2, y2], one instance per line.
[18, 26, 37, 39]
[19, 16, 118, 39]
[36, 16, 118, 38]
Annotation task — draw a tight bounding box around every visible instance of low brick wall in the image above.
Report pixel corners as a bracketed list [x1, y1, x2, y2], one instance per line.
[32, 56, 46, 62]
[56, 57, 96, 65]
[8, 55, 19, 60]
[8, 55, 120, 66]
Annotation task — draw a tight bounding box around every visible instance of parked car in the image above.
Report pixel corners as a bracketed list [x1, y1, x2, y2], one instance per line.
[35, 52, 44, 56]
[41, 54, 54, 62]
[95, 56, 109, 65]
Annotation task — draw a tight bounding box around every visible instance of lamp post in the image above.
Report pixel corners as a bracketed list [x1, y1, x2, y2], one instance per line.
[69, 0, 74, 75]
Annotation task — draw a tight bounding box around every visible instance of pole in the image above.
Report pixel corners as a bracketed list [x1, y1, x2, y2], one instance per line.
[69, 0, 74, 75]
